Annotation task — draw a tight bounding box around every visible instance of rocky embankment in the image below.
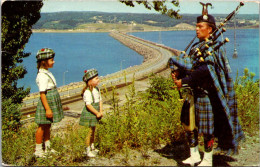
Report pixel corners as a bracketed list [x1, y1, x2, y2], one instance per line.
[109, 32, 160, 63]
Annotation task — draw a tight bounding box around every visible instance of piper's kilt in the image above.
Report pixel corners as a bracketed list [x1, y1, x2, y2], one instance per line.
[79, 102, 100, 127]
[195, 96, 214, 135]
[35, 88, 64, 124]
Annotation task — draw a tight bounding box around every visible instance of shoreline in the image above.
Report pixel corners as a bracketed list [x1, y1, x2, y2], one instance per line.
[32, 26, 258, 33]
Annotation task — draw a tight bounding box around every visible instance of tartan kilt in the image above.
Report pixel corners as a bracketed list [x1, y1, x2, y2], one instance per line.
[79, 102, 100, 127]
[35, 88, 64, 124]
[195, 96, 214, 135]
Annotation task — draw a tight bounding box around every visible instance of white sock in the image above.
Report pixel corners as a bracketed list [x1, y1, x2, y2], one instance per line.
[86, 146, 91, 153]
[35, 143, 43, 152]
[91, 143, 95, 150]
[45, 140, 51, 149]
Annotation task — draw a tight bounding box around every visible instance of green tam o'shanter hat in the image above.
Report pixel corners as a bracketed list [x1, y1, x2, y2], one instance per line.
[36, 48, 55, 62]
[83, 69, 98, 82]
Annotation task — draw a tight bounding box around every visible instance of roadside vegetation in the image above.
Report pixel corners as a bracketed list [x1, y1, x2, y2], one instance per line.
[2, 69, 259, 166]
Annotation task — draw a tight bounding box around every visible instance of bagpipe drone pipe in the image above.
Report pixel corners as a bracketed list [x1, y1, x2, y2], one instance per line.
[168, 2, 244, 78]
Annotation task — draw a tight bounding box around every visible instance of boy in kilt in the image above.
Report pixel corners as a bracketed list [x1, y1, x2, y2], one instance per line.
[34, 48, 64, 158]
[79, 69, 103, 157]
[170, 3, 245, 166]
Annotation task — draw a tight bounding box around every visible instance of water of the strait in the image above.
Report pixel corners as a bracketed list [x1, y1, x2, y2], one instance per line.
[19, 29, 259, 93]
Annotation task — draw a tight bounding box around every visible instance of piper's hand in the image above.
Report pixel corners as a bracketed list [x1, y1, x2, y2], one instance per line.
[171, 72, 177, 80]
[171, 71, 179, 80]
[174, 79, 182, 90]
[46, 110, 53, 119]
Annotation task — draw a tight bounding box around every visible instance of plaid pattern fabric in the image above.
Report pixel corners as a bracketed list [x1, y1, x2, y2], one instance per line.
[168, 54, 193, 72]
[206, 48, 245, 151]
[35, 88, 64, 124]
[79, 88, 101, 127]
[83, 69, 98, 82]
[170, 41, 244, 152]
[195, 96, 214, 135]
[79, 103, 100, 127]
[36, 48, 55, 62]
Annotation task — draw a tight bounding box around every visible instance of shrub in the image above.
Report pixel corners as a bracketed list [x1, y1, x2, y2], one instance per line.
[235, 68, 259, 135]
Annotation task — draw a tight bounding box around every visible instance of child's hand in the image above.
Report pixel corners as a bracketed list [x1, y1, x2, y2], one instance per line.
[46, 109, 53, 119]
[96, 112, 102, 119]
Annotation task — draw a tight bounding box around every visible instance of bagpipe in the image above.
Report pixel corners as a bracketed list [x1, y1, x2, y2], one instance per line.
[168, 2, 244, 75]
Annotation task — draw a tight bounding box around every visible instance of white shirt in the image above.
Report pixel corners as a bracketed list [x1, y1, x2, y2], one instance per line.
[36, 68, 57, 92]
[83, 88, 102, 105]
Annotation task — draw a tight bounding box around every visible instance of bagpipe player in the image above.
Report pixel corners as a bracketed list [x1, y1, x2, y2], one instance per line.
[169, 2, 245, 166]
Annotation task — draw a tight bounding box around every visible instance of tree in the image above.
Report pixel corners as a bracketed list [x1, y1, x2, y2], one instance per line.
[120, 0, 181, 19]
[1, 1, 43, 136]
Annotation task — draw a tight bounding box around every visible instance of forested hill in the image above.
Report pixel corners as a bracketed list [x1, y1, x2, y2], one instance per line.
[33, 11, 259, 30]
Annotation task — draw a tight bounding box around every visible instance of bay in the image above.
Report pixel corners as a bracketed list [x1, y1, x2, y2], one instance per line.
[19, 29, 259, 93]
[132, 29, 259, 81]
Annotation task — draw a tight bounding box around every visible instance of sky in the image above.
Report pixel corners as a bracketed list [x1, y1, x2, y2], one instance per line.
[40, 0, 260, 15]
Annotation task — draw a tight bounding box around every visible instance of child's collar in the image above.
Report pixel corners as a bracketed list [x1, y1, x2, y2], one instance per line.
[39, 68, 49, 73]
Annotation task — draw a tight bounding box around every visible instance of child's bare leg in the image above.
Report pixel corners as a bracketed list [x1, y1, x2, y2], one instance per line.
[90, 127, 96, 144]
[43, 124, 55, 152]
[85, 127, 96, 157]
[36, 125, 45, 144]
[43, 124, 51, 142]
[86, 127, 94, 147]
[35, 124, 46, 157]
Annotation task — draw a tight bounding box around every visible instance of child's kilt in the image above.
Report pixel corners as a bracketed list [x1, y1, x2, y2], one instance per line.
[79, 102, 100, 127]
[35, 88, 64, 124]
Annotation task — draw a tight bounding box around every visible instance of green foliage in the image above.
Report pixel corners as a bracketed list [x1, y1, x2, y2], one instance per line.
[147, 74, 176, 101]
[1, 1, 43, 137]
[96, 75, 184, 156]
[2, 122, 89, 166]
[120, 0, 181, 19]
[235, 68, 259, 135]
[2, 123, 37, 166]
[1, 99, 22, 137]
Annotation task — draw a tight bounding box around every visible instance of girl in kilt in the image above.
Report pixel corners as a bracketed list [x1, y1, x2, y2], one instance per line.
[34, 48, 64, 158]
[79, 69, 103, 158]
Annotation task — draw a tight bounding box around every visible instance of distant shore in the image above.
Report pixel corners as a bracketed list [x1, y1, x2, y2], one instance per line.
[32, 23, 258, 33]
[32, 27, 258, 33]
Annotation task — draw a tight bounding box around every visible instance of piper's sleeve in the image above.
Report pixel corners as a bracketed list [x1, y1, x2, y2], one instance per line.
[182, 64, 211, 86]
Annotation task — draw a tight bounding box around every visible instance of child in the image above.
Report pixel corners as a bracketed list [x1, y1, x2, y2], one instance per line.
[79, 69, 103, 158]
[34, 48, 64, 158]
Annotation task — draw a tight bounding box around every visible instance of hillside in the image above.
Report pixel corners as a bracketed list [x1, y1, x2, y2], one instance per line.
[33, 12, 259, 31]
